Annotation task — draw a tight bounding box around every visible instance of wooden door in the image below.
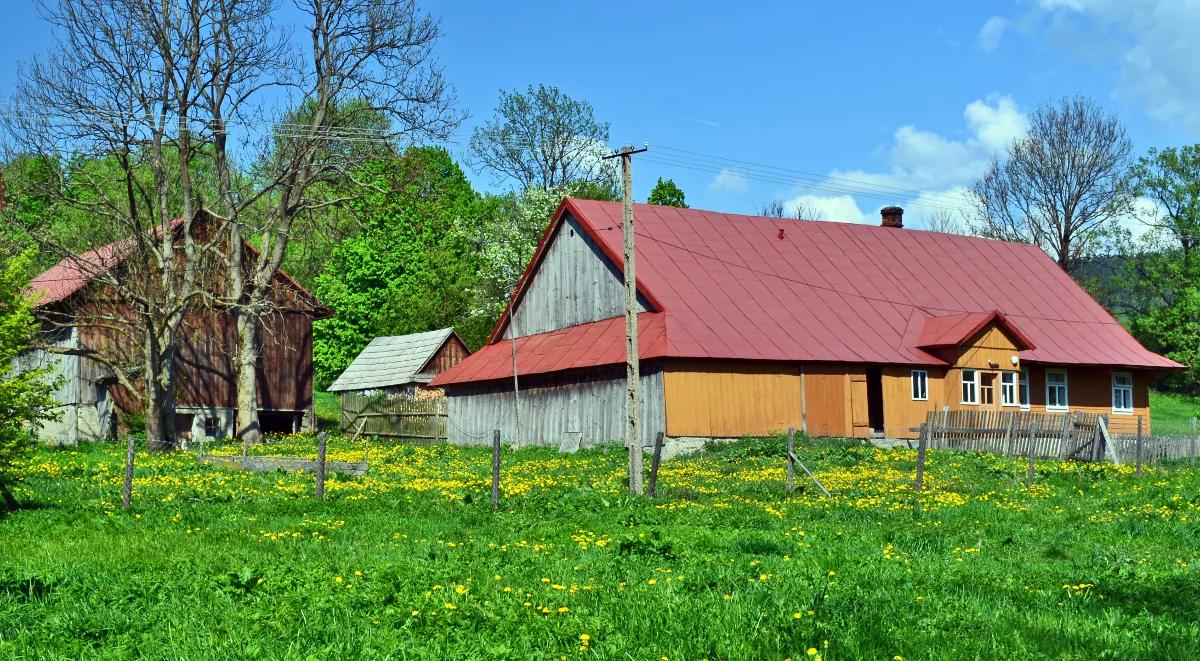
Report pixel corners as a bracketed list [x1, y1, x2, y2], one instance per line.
[850, 374, 869, 437]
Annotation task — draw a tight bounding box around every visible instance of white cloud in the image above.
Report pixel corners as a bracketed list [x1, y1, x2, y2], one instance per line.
[1025, 0, 1200, 131]
[765, 96, 1026, 225]
[977, 16, 1009, 52]
[783, 194, 870, 223]
[709, 168, 749, 194]
[828, 95, 1027, 193]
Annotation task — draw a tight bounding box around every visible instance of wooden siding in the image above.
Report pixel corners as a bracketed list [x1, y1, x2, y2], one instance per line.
[502, 214, 648, 339]
[803, 364, 854, 437]
[880, 366, 949, 438]
[256, 311, 314, 412]
[445, 364, 665, 448]
[419, 335, 469, 379]
[663, 360, 803, 437]
[952, 325, 1022, 370]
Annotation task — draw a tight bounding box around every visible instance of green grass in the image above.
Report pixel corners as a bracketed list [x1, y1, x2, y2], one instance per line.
[2, 435, 1199, 659]
[313, 390, 340, 430]
[1150, 389, 1200, 429]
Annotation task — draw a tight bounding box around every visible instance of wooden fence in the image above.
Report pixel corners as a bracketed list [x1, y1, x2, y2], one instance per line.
[338, 393, 448, 443]
[920, 409, 1199, 466]
[921, 409, 1109, 461]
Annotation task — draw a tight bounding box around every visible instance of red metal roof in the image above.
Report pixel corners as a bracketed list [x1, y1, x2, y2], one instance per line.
[434, 199, 1179, 386]
[917, 310, 1035, 351]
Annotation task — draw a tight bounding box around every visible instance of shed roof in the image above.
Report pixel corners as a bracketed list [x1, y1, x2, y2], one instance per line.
[432, 199, 1179, 387]
[328, 328, 464, 392]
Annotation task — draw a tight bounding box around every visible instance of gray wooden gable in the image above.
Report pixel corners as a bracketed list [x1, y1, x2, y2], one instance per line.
[327, 328, 455, 392]
[502, 214, 649, 339]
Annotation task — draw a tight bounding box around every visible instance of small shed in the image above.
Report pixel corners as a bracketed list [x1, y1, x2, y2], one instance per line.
[328, 328, 470, 401]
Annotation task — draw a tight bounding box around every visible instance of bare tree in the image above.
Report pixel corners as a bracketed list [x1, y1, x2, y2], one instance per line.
[923, 209, 969, 235]
[757, 200, 822, 220]
[971, 96, 1133, 273]
[3, 0, 238, 450]
[4, 0, 461, 449]
[469, 84, 616, 193]
[225, 0, 461, 446]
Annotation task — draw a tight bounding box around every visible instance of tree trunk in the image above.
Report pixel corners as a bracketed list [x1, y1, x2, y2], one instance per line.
[143, 339, 177, 453]
[236, 311, 261, 448]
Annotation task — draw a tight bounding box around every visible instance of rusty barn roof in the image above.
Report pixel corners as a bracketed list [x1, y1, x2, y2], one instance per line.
[432, 199, 1179, 387]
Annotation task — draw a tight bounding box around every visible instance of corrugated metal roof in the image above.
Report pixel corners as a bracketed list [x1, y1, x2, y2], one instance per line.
[328, 328, 462, 392]
[433, 199, 1180, 387]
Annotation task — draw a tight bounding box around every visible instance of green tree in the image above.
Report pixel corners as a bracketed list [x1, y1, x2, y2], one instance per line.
[1130, 145, 1200, 256]
[647, 178, 687, 208]
[0, 252, 59, 510]
[312, 147, 486, 388]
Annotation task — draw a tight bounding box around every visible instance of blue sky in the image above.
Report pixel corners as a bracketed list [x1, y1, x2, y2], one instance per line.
[3, 1, 1198, 229]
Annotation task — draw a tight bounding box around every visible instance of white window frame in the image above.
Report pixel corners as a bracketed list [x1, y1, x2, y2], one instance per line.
[911, 369, 928, 401]
[1045, 369, 1069, 411]
[961, 368, 979, 405]
[1111, 372, 1133, 414]
[1018, 367, 1030, 410]
[1000, 372, 1018, 407]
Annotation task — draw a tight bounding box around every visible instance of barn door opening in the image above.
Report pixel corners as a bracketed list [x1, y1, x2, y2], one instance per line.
[866, 367, 884, 434]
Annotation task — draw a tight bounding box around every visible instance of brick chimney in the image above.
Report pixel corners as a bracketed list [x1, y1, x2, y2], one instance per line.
[880, 205, 904, 229]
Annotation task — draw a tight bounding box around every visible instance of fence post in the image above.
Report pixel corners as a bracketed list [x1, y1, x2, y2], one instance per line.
[1190, 417, 1197, 470]
[1026, 424, 1038, 486]
[315, 430, 327, 501]
[648, 431, 665, 497]
[121, 435, 135, 510]
[914, 423, 928, 492]
[491, 430, 501, 510]
[786, 428, 796, 493]
[1058, 412, 1073, 461]
[1136, 416, 1143, 478]
[1004, 412, 1017, 457]
[939, 405, 949, 449]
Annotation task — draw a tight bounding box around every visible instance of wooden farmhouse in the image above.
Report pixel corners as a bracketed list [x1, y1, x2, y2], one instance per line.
[24, 219, 330, 444]
[328, 328, 470, 399]
[431, 199, 1180, 452]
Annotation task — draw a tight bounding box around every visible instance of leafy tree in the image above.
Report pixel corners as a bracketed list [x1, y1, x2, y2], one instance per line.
[972, 96, 1133, 274]
[1132, 276, 1200, 393]
[469, 84, 617, 194]
[0, 252, 59, 511]
[647, 178, 687, 208]
[1130, 145, 1200, 255]
[312, 147, 485, 388]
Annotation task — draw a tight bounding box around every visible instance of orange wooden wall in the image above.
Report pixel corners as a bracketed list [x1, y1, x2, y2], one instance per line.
[663, 360, 804, 437]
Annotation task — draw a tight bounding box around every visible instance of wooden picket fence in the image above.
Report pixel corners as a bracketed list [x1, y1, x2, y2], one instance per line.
[920, 409, 1108, 461]
[920, 409, 1200, 467]
[338, 393, 448, 443]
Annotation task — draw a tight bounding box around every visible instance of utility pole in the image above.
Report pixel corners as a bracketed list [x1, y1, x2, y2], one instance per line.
[604, 144, 648, 494]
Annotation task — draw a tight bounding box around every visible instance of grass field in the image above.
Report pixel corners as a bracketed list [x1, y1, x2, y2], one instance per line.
[2, 435, 1199, 660]
[1150, 389, 1200, 429]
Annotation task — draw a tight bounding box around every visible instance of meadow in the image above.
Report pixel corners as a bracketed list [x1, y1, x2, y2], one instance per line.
[2, 435, 1198, 660]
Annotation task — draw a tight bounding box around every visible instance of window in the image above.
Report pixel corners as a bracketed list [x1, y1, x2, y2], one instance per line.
[1001, 372, 1018, 406]
[1112, 372, 1133, 413]
[204, 416, 219, 437]
[961, 369, 978, 405]
[911, 370, 928, 401]
[979, 372, 996, 405]
[1019, 368, 1030, 409]
[1045, 369, 1069, 411]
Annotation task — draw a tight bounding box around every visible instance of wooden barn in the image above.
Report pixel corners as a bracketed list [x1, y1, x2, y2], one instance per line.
[431, 199, 1181, 453]
[24, 221, 330, 444]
